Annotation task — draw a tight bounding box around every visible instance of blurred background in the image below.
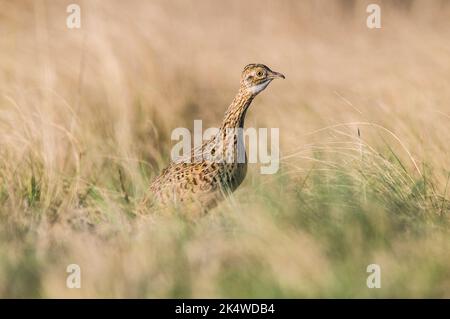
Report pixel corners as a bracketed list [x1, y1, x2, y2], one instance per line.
[0, 0, 449, 298]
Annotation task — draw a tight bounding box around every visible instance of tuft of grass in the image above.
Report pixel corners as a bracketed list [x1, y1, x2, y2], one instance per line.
[27, 175, 41, 208]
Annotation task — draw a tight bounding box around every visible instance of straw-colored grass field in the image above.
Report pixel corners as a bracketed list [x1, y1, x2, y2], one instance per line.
[0, 0, 449, 297]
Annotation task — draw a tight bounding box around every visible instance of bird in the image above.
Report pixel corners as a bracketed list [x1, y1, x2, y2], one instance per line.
[143, 64, 285, 214]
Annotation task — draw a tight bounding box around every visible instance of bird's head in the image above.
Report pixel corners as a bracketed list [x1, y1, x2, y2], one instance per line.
[240, 64, 285, 95]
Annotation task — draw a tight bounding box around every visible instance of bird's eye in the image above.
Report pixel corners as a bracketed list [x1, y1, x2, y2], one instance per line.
[257, 71, 264, 77]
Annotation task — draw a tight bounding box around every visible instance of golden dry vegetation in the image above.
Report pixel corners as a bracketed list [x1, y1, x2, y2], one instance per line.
[0, 0, 449, 297]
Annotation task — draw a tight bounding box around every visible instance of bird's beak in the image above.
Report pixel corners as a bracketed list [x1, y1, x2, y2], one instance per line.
[269, 70, 285, 80]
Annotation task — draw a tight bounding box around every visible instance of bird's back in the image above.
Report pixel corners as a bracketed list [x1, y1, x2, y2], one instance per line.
[148, 134, 247, 210]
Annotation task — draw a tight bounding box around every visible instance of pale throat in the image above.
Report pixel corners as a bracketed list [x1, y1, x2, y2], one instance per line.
[248, 80, 271, 94]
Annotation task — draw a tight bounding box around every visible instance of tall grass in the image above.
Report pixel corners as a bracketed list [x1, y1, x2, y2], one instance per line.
[0, 0, 449, 297]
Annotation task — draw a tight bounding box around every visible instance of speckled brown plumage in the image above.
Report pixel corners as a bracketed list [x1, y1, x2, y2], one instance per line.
[145, 64, 285, 212]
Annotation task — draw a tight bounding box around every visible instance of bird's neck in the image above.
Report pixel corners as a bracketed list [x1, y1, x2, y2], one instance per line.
[213, 87, 253, 168]
[220, 87, 254, 131]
